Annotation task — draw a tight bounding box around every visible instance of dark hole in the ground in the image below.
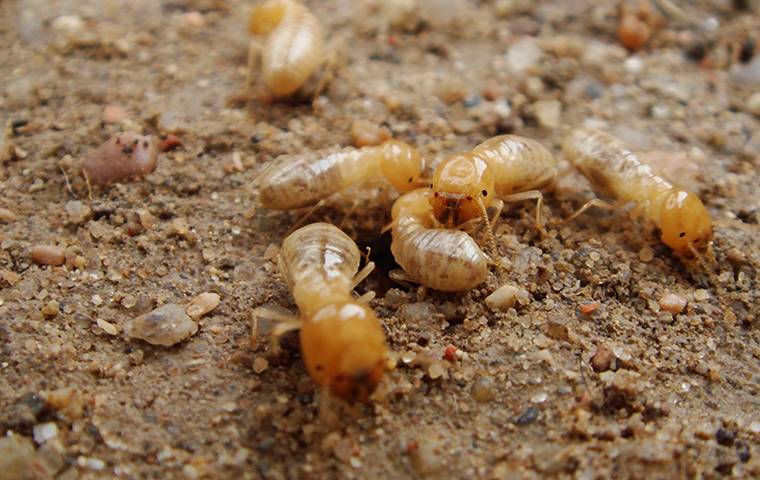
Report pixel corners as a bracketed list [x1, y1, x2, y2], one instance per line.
[357, 230, 399, 297]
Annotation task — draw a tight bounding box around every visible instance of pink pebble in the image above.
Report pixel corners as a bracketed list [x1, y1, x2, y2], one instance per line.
[103, 105, 127, 124]
[81, 132, 158, 186]
[659, 293, 687, 314]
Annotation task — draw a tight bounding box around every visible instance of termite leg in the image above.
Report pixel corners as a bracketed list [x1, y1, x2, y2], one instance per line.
[82, 169, 93, 201]
[338, 198, 361, 229]
[351, 261, 375, 290]
[476, 197, 502, 272]
[276, 254, 295, 291]
[356, 291, 376, 304]
[560, 198, 617, 225]
[245, 39, 262, 90]
[60, 166, 78, 199]
[500, 190, 545, 231]
[288, 199, 328, 235]
[389, 268, 417, 289]
[251, 305, 302, 352]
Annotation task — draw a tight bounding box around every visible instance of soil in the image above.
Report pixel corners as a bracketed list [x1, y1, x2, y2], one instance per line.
[1, 0, 760, 479]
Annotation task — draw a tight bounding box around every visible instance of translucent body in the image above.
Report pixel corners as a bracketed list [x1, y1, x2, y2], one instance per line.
[430, 135, 556, 226]
[391, 189, 489, 292]
[562, 128, 713, 257]
[279, 223, 387, 400]
[258, 140, 424, 209]
[249, 0, 324, 97]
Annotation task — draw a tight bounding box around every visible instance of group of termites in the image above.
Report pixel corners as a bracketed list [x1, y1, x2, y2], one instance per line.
[246, 0, 715, 402]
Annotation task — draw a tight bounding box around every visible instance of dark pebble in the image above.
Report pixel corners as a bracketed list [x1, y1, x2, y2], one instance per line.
[463, 95, 481, 108]
[736, 441, 751, 463]
[716, 427, 736, 446]
[514, 406, 539, 425]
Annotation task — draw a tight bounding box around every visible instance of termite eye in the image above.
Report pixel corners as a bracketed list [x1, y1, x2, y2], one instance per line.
[466, 196, 472, 201]
[434, 192, 439, 197]
[481, 189, 488, 196]
[679, 232, 686, 238]
[408, 177, 413, 183]
[315, 364, 323, 371]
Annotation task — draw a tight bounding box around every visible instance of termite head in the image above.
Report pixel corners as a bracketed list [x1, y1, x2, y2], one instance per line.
[379, 140, 426, 193]
[429, 154, 495, 227]
[658, 189, 713, 258]
[301, 302, 387, 402]
[249, 0, 287, 35]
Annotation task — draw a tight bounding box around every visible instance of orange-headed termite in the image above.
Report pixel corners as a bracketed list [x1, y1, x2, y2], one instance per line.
[257, 223, 388, 401]
[562, 127, 713, 260]
[247, 0, 325, 97]
[429, 135, 557, 256]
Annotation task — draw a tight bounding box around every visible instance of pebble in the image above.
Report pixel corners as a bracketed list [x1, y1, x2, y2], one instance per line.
[252, 357, 269, 374]
[0, 434, 37, 480]
[715, 427, 735, 446]
[41, 301, 60, 318]
[694, 289, 710, 302]
[591, 344, 614, 372]
[485, 284, 529, 311]
[543, 317, 571, 342]
[409, 438, 442, 476]
[80, 132, 159, 186]
[103, 105, 127, 124]
[350, 120, 391, 147]
[0, 207, 17, 222]
[618, 13, 650, 51]
[77, 456, 106, 471]
[428, 362, 444, 379]
[186, 292, 220, 318]
[638, 246, 654, 262]
[506, 37, 542, 73]
[31, 245, 65, 266]
[97, 318, 119, 336]
[51, 15, 87, 46]
[124, 304, 198, 347]
[64, 200, 91, 224]
[471, 376, 495, 402]
[32, 422, 58, 444]
[748, 93, 760, 117]
[659, 293, 687, 314]
[514, 406, 539, 425]
[532, 100, 561, 130]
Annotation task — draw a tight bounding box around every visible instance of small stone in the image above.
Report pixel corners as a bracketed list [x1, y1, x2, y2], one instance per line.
[543, 317, 571, 342]
[186, 292, 220, 318]
[65, 200, 91, 224]
[41, 301, 60, 318]
[124, 304, 198, 347]
[77, 456, 106, 471]
[748, 93, 760, 117]
[506, 37, 542, 73]
[0, 207, 17, 222]
[515, 406, 539, 425]
[485, 284, 529, 311]
[591, 344, 614, 372]
[31, 245, 65, 266]
[180, 11, 205, 28]
[532, 100, 561, 130]
[51, 15, 86, 45]
[471, 376, 495, 402]
[170, 218, 190, 237]
[409, 438, 442, 476]
[91, 294, 103, 306]
[715, 427, 736, 446]
[96, 318, 119, 335]
[32, 422, 58, 444]
[579, 302, 599, 315]
[428, 362, 444, 379]
[531, 392, 548, 403]
[659, 293, 687, 314]
[638, 246, 654, 262]
[0, 434, 38, 480]
[103, 105, 127, 124]
[618, 13, 650, 51]
[350, 120, 391, 147]
[252, 357, 269, 374]
[694, 289, 710, 302]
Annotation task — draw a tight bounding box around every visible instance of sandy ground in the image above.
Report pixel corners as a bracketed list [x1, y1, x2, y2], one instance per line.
[1, 0, 760, 478]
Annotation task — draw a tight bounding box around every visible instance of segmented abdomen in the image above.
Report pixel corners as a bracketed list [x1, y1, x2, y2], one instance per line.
[262, 2, 324, 96]
[391, 223, 488, 292]
[563, 128, 672, 203]
[472, 135, 556, 194]
[280, 223, 361, 293]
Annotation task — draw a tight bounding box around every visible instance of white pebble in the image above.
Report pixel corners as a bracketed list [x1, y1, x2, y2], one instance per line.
[97, 318, 119, 335]
[33, 422, 58, 444]
[506, 37, 542, 73]
[659, 293, 687, 314]
[77, 456, 106, 471]
[485, 284, 530, 311]
[124, 304, 198, 347]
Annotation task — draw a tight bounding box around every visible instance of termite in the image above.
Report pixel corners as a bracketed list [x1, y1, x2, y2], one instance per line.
[429, 135, 557, 256]
[389, 188, 489, 292]
[561, 127, 713, 260]
[247, 0, 326, 97]
[257, 139, 426, 210]
[256, 223, 388, 401]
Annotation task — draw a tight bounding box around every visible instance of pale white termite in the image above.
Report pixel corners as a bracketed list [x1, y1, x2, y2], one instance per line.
[390, 188, 489, 292]
[247, 0, 325, 97]
[275, 222, 388, 401]
[257, 140, 425, 209]
[562, 127, 713, 259]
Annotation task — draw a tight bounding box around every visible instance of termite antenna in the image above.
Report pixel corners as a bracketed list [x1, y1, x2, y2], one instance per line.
[60, 166, 78, 199]
[687, 242, 720, 293]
